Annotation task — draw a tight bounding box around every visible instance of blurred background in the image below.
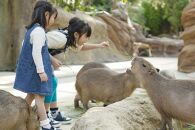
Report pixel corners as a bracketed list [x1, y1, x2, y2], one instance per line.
[0, 0, 192, 72]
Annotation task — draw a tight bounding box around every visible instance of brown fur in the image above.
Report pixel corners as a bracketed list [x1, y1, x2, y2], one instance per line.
[75, 62, 109, 107]
[0, 90, 39, 130]
[131, 57, 195, 130]
[76, 62, 109, 78]
[75, 62, 138, 110]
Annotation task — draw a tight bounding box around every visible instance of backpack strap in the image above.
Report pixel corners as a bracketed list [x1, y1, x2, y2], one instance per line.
[48, 49, 65, 56]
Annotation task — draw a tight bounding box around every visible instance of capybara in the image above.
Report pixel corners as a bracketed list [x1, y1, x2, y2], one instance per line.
[75, 63, 138, 110]
[76, 62, 109, 78]
[75, 62, 109, 105]
[0, 90, 39, 130]
[131, 57, 195, 130]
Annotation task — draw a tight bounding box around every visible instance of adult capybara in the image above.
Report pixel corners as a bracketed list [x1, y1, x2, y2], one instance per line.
[131, 57, 195, 130]
[75, 62, 109, 105]
[0, 90, 39, 130]
[75, 63, 138, 110]
[76, 62, 109, 78]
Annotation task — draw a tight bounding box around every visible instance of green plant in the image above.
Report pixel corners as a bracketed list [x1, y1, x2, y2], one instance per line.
[142, 1, 164, 35]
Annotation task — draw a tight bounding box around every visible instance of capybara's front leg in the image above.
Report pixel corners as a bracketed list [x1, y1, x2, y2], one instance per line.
[167, 118, 173, 130]
[157, 118, 167, 130]
[83, 103, 89, 110]
[158, 117, 174, 130]
[81, 97, 89, 110]
[74, 94, 80, 108]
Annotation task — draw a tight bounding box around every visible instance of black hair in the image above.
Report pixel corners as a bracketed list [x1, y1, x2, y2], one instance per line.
[26, 1, 58, 29]
[62, 17, 92, 51]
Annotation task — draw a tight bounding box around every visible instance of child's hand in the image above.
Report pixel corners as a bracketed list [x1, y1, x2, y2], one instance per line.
[39, 72, 48, 82]
[99, 41, 109, 48]
[51, 57, 62, 68]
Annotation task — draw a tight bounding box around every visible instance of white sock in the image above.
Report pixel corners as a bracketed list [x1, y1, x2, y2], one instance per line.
[40, 119, 51, 129]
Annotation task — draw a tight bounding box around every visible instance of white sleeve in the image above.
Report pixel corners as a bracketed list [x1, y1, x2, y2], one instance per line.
[30, 27, 46, 73]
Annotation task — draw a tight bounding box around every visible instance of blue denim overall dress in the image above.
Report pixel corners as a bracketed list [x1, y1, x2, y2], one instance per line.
[14, 24, 52, 96]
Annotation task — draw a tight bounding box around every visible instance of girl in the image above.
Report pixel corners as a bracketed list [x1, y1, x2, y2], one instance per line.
[14, 1, 58, 130]
[45, 17, 109, 123]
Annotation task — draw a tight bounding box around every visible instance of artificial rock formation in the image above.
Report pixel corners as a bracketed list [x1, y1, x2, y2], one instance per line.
[49, 9, 135, 64]
[133, 23, 183, 56]
[0, 0, 36, 70]
[178, 0, 195, 72]
[0, 4, 135, 70]
[71, 89, 181, 130]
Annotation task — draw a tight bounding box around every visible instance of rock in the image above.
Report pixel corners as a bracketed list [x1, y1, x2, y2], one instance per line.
[98, 12, 135, 56]
[133, 23, 183, 56]
[0, 4, 135, 70]
[178, 1, 195, 72]
[49, 9, 134, 64]
[0, 0, 36, 71]
[71, 89, 182, 130]
[111, 1, 129, 23]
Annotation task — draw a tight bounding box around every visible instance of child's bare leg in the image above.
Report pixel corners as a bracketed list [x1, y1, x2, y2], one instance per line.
[50, 102, 57, 108]
[34, 94, 47, 120]
[35, 94, 52, 129]
[45, 103, 50, 112]
[25, 93, 35, 105]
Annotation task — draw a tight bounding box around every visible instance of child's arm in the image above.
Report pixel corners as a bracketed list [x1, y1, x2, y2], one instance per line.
[31, 27, 48, 82]
[31, 28, 45, 74]
[50, 54, 62, 68]
[81, 41, 109, 51]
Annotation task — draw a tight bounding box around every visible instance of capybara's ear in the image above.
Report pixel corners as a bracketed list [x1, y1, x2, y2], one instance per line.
[126, 68, 131, 74]
[156, 68, 160, 72]
[148, 69, 155, 75]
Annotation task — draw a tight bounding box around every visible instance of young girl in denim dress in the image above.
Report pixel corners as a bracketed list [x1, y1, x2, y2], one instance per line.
[14, 1, 58, 130]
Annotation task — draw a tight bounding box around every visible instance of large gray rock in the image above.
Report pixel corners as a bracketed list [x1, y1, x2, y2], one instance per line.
[71, 89, 182, 130]
[71, 89, 181, 130]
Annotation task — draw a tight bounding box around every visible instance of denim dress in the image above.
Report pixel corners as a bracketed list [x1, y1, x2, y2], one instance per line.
[14, 24, 53, 96]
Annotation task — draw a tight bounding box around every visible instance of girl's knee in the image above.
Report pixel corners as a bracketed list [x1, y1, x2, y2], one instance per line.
[35, 94, 45, 100]
[27, 93, 35, 98]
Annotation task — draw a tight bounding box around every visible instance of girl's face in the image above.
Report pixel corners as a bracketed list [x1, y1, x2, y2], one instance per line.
[45, 12, 57, 28]
[75, 33, 89, 46]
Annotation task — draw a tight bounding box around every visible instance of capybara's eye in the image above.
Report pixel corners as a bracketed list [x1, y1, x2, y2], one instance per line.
[142, 64, 146, 67]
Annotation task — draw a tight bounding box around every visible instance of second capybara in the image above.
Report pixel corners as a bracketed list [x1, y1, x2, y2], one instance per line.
[75, 62, 138, 110]
[76, 62, 109, 78]
[131, 57, 195, 130]
[75, 62, 109, 105]
[0, 90, 39, 130]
